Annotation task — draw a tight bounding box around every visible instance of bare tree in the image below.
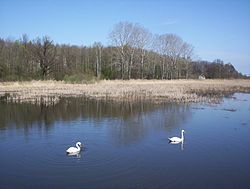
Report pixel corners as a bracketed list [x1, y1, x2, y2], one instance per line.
[93, 42, 103, 78]
[154, 34, 188, 79]
[165, 34, 184, 79]
[0, 26, 245, 81]
[33, 36, 57, 78]
[0, 38, 5, 77]
[153, 34, 170, 79]
[180, 42, 194, 79]
[109, 22, 132, 79]
[134, 25, 152, 79]
[109, 21, 143, 79]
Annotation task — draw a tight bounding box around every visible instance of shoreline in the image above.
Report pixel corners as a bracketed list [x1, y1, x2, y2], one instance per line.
[0, 79, 250, 105]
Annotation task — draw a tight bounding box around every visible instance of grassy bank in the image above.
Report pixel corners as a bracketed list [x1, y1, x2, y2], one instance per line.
[0, 79, 250, 105]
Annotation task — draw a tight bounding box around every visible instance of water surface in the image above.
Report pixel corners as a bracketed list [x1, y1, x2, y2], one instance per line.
[0, 93, 250, 189]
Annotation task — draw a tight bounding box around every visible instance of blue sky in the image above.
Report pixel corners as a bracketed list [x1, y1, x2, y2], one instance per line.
[0, 0, 249, 74]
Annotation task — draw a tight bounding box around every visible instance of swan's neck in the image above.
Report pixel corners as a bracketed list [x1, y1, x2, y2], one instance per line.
[76, 143, 81, 150]
[181, 132, 184, 140]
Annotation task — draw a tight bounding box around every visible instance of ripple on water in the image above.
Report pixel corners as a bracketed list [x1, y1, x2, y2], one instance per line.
[1, 93, 250, 189]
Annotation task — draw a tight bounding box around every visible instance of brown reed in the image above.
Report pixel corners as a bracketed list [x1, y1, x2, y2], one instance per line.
[0, 79, 249, 105]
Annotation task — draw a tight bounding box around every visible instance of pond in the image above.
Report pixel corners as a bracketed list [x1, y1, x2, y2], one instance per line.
[0, 93, 250, 189]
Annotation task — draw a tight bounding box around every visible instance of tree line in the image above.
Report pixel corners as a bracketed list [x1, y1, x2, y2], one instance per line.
[0, 21, 245, 81]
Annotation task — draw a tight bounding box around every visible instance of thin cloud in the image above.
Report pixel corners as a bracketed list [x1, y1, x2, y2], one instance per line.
[161, 19, 179, 26]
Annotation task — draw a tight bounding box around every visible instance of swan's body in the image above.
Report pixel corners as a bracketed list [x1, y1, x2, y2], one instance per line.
[168, 130, 185, 143]
[169, 141, 181, 144]
[66, 142, 82, 154]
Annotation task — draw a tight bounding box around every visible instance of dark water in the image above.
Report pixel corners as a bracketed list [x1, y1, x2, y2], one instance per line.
[0, 93, 250, 189]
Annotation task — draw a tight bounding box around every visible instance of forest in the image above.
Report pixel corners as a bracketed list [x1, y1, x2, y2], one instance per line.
[0, 22, 245, 82]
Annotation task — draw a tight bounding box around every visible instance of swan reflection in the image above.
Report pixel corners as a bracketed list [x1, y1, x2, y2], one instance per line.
[169, 140, 184, 150]
[67, 151, 82, 158]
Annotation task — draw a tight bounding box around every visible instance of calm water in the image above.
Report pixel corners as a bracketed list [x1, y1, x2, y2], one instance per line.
[0, 93, 250, 189]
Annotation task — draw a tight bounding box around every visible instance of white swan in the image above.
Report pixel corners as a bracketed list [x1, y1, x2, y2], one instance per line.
[168, 130, 185, 143]
[66, 142, 82, 154]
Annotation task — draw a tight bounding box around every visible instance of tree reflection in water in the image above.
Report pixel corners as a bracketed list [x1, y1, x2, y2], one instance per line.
[0, 98, 192, 144]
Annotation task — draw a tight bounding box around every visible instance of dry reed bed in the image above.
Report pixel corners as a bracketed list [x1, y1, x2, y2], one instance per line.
[0, 79, 250, 105]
